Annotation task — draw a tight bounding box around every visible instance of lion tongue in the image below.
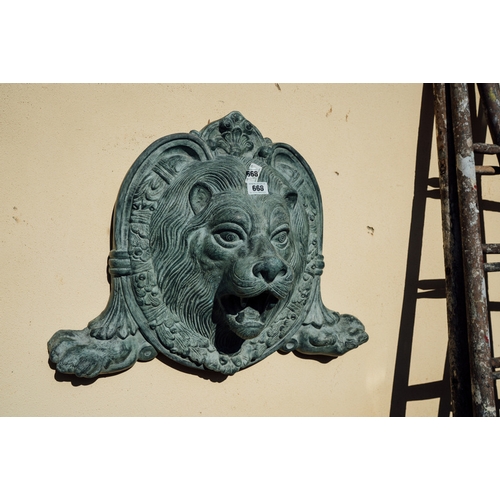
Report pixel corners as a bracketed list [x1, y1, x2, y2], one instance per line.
[235, 306, 261, 324]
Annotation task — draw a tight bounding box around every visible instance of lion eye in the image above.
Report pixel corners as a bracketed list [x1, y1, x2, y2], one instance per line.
[272, 230, 289, 246]
[213, 229, 243, 248]
[220, 231, 239, 242]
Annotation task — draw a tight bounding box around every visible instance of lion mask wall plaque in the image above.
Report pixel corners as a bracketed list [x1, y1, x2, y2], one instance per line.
[48, 111, 368, 377]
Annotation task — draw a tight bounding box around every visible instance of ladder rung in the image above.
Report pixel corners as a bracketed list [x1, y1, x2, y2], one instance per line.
[483, 244, 500, 254]
[492, 358, 500, 386]
[492, 358, 500, 369]
[474, 142, 500, 154]
[485, 262, 500, 272]
[476, 165, 500, 175]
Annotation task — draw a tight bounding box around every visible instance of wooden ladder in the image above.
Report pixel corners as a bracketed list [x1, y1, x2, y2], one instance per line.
[433, 83, 500, 416]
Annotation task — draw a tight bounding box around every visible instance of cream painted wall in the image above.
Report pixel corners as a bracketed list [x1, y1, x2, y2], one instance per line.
[1, 83, 472, 416]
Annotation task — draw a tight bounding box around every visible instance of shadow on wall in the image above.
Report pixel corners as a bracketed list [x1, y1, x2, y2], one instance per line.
[388, 83, 451, 416]
[389, 83, 498, 417]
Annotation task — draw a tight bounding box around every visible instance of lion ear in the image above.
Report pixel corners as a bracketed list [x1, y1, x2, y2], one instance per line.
[189, 183, 212, 215]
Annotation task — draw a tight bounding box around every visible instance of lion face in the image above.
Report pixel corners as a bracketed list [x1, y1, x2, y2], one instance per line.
[150, 156, 307, 355]
[190, 191, 296, 342]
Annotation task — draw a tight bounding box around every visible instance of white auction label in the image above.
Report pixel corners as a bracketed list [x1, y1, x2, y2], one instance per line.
[247, 182, 269, 194]
[245, 163, 262, 183]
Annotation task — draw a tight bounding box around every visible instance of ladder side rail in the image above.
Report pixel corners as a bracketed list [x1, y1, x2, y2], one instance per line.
[432, 83, 473, 416]
[450, 83, 497, 416]
[478, 83, 500, 164]
[477, 83, 500, 389]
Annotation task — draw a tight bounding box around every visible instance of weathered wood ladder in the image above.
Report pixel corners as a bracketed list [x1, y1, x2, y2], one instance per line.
[433, 83, 500, 416]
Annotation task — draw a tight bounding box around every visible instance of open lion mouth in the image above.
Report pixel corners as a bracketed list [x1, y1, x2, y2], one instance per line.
[219, 291, 279, 340]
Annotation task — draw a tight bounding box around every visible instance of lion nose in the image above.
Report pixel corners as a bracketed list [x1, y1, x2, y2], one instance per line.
[252, 257, 287, 283]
